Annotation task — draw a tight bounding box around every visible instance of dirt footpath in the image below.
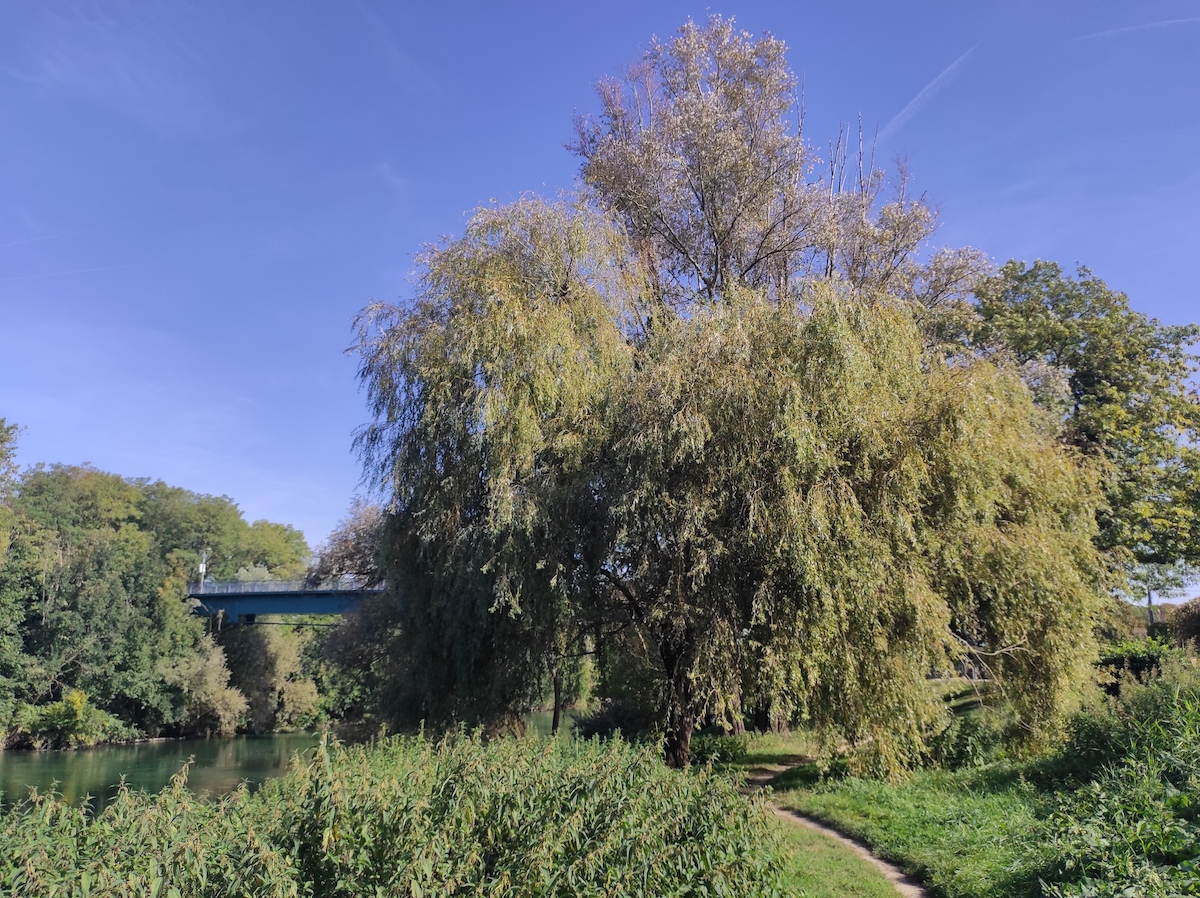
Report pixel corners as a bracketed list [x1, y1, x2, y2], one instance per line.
[745, 765, 930, 898]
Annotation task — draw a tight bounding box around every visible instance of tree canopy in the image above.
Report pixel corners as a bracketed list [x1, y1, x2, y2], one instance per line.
[0, 456, 311, 745]
[351, 16, 1126, 771]
[976, 260, 1200, 565]
[573, 16, 987, 314]
[306, 498, 386, 588]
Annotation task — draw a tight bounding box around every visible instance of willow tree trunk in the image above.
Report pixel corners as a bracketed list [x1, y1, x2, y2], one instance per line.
[551, 667, 564, 736]
[660, 636, 698, 768]
[752, 700, 789, 734]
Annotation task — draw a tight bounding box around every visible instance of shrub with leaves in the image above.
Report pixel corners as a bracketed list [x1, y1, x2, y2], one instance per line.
[689, 731, 753, 767]
[1046, 685, 1200, 898]
[8, 689, 136, 749]
[0, 733, 787, 897]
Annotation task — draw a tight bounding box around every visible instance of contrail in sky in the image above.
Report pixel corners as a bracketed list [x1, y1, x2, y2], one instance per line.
[879, 44, 978, 142]
[1076, 17, 1200, 40]
[0, 231, 83, 250]
[0, 263, 139, 282]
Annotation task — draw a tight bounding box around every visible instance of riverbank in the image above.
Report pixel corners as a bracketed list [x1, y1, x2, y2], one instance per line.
[1, 733, 787, 897]
[0, 732, 319, 811]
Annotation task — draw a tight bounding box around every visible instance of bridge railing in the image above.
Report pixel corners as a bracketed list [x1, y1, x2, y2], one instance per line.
[189, 578, 380, 595]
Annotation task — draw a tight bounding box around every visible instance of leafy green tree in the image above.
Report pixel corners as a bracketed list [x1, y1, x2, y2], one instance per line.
[153, 561, 247, 734]
[976, 261, 1200, 565]
[136, 480, 309, 581]
[593, 289, 1105, 769]
[0, 419, 26, 719]
[1125, 560, 1199, 627]
[0, 418, 19, 539]
[238, 520, 310, 579]
[353, 19, 1109, 771]
[16, 464, 142, 540]
[0, 525, 38, 724]
[218, 622, 320, 732]
[1167, 593, 1200, 651]
[306, 498, 385, 587]
[0, 461, 309, 742]
[356, 204, 1108, 770]
[356, 197, 631, 734]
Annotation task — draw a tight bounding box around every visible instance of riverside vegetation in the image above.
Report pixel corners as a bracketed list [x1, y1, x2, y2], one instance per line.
[0, 447, 319, 749]
[3, 12, 1200, 898]
[2, 733, 786, 897]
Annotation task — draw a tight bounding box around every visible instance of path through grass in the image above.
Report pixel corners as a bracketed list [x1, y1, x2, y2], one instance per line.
[730, 733, 912, 898]
[771, 811, 904, 898]
[770, 760, 1051, 898]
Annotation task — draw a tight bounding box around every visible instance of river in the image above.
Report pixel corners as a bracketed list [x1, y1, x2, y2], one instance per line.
[0, 713, 570, 812]
[0, 732, 320, 812]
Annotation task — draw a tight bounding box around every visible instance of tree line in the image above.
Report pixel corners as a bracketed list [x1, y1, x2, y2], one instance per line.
[0, 433, 314, 747]
[332, 16, 1200, 771]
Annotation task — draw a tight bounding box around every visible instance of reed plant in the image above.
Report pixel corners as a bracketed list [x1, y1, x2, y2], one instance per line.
[1, 733, 786, 897]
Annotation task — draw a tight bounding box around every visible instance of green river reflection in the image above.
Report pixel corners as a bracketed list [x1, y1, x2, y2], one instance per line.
[0, 733, 319, 811]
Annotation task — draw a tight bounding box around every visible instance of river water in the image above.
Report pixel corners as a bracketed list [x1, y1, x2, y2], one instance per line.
[0, 732, 320, 811]
[0, 713, 569, 813]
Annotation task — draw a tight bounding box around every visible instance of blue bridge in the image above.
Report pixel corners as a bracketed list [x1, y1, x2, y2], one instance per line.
[187, 579, 385, 623]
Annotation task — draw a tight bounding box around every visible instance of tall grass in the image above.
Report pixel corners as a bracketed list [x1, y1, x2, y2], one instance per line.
[1, 733, 786, 897]
[775, 664, 1200, 898]
[1045, 685, 1200, 898]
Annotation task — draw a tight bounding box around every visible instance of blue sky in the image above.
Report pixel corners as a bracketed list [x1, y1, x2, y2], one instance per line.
[2, 1, 1197, 548]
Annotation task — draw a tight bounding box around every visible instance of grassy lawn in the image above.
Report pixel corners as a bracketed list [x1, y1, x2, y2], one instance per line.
[720, 677, 1200, 898]
[770, 813, 901, 898]
[740, 731, 823, 771]
[725, 728, 1054, 898]
[769, 762, 1052, 898]
[727, 732, 923, 898]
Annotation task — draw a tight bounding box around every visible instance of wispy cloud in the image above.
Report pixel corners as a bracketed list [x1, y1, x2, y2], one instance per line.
[880, 44, 978, 142]
[1075, 17, 1200, 41]
[352, 0, 438, 98]
[7, 5, 219, 136]
[376, 162, 411, 194]
[0, 230, 83, 250]
[0, 262, 143, 283]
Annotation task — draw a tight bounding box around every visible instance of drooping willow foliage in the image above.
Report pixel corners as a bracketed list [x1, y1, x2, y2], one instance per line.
[350, 16, 1109, 774]
[351, 194, 1106, 773]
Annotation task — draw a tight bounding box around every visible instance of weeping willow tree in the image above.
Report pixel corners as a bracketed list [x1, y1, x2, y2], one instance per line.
[352, 16, 1108, 771]
[354, 197, 1105, 769]
[592, 289, 1105, 770]
[354, 198, 636, 731]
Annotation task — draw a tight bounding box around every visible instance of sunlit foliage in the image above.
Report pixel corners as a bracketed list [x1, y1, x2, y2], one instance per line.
[351, 17, 1111, 772]
[977, 260, 1200, 566]
[0, 460, 309, 743]
[1, 734, 786, 897]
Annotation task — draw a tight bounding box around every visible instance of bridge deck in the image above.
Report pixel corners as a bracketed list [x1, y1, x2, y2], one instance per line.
[188, 580, 385, 620]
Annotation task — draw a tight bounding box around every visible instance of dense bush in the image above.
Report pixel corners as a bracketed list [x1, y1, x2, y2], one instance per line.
[0, 733, 787, 897]
[6, 690, 136, 749]
[1097, 637, 1183, 692]
[925, 708, 1012, 770]
[689, 731, 752, 766]
[1059, 655, 1200, 781]
[1044, 676, 1200, 898]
